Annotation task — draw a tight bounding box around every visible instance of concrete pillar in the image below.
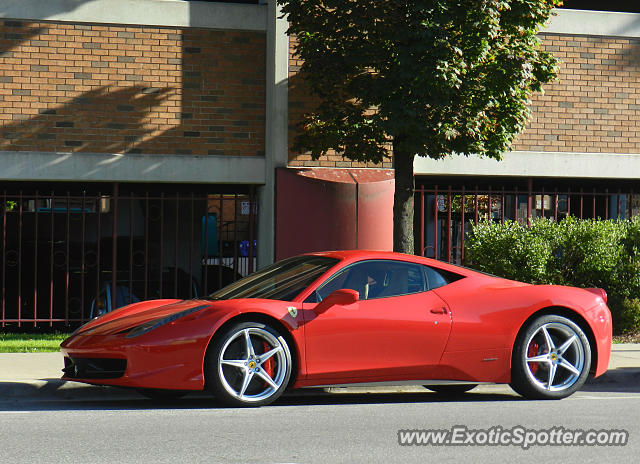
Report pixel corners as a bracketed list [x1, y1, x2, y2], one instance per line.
[257, 0, 289, 269]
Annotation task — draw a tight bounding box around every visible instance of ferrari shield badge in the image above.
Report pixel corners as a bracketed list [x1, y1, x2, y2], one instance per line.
[287, 306, 298, 318]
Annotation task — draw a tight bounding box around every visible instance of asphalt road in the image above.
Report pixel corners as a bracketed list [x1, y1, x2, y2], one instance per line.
[1, 384, 638, 464]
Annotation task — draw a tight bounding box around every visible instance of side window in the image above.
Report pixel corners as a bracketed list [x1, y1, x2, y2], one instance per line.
[313, 267, 351, 301]
[311, 260, 426, 302]
[423, 265, 464, 290]
[313, 262, 377, 302]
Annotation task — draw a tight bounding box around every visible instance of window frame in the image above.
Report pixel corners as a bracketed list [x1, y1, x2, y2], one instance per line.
[307, 259, 431, 303]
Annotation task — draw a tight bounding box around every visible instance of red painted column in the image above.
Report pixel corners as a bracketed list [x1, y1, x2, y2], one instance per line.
[275, 168, 394, 260]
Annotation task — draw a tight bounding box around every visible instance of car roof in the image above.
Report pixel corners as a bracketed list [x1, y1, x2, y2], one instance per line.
[301, 250, 479, 277]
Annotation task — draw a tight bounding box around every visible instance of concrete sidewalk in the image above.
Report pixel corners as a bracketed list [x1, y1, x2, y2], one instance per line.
[606, 343, 640, 369]
[0, 352, 62, 381]
[0, 344, 638, 402]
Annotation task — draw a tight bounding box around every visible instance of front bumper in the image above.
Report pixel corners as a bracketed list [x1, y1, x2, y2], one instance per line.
[63, 356, 127, 380]
[60, 332, 209, 391]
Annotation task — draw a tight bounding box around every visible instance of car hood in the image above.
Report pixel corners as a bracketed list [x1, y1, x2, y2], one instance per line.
[74, 299, 215, 336]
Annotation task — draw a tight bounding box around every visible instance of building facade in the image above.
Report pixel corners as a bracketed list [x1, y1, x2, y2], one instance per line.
[0, 0, 278, 327]
[287, 7, 640, 264]
[413, 9, 640, 263]
[1, 2, 639, 327]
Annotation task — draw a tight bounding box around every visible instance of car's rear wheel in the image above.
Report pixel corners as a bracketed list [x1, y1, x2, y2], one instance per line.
[423, 384, 477, 395]
[205, 321, 292, 407]
[510, 315, 591, 399]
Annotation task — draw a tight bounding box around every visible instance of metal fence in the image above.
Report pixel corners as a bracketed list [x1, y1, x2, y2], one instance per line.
[416, 180, 640, 265]
[0, 183, 257, 328]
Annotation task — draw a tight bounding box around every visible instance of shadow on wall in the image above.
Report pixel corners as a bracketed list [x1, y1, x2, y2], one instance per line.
[0, 18, 266, 160]
[132, 27, 266, 157]
[0, 12, 175, 157]
[616, 33, 640, 66]
[0, 0, 91, 61]
[0, 0, 90, 18]
[0, 85, 173, 154]
[616, 15, 640, 37]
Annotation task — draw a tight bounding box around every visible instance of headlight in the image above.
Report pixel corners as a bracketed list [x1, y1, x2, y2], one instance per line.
[125, 305, 209, 339]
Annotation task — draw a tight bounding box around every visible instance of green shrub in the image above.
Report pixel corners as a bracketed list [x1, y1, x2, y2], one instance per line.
[465, 220, 553, 284]
[465, 217, 640, 334]
[554, 217, 625, 290]
[612, 298, 640, 334]
[618, 218, 640, 299]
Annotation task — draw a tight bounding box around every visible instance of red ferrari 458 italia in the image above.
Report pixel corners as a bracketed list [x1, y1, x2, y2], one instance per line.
[61, 250, 612, 406]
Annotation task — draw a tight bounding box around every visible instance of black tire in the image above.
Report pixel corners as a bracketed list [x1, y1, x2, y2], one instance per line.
[205, 321, 292, 407]
[137, 388, 187, 401]
[510, 314, 591, 400]
[424, 384, 477, 395]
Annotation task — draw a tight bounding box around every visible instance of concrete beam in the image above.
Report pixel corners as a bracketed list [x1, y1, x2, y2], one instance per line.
[414, 151, 640, 179]
[0, 151, 266, 184]
[1, 3, 639, 38]
[0, 0, 267, 31]
[545, 8, 640, 38]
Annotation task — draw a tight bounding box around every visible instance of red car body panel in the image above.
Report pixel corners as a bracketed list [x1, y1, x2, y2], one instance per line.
[61, 298, 306, 390]
[433, 280, 611, 382]
[299, 290, 452, 385]
[60, 250, 612, 392]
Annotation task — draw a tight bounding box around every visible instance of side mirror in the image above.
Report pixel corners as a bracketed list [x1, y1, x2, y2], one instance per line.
[314, 289, 359, 314]
[325, 288, 359, 306]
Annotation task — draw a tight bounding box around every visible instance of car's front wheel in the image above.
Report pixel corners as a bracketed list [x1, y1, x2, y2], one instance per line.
[205, 321, 292, 407]
[510, 315, 591, 399]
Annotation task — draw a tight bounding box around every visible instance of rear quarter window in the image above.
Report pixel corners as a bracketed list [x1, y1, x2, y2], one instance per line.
[423, 265, 465, 291]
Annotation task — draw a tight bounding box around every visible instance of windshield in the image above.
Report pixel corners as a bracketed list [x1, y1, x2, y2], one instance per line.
[207, 256, 340, 301]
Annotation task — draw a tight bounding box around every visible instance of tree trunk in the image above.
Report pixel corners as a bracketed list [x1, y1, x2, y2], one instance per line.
[392, 143, 416, 254]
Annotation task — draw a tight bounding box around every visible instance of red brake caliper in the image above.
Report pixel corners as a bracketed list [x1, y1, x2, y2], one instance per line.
[263, 341, 275, 385]
[528, 341, 540, 375]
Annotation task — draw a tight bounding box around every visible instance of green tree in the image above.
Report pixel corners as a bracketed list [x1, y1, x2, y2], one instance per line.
[280, 0, 560, 253]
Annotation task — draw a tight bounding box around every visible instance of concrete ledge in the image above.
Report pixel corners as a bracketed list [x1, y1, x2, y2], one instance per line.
[546, 8, 640, 38]
[0, 151, 266, 184]
[415, 151, 640, 179]
[1, 4, 639, 39]
[0, 0, 267, 31]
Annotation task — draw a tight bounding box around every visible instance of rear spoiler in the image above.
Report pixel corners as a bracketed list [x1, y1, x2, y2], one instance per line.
[585, 288, 607, 303]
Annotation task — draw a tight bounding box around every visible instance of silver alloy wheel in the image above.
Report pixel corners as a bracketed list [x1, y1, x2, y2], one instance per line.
[217, 327, 288, 403]
[524, 321, 586, 392]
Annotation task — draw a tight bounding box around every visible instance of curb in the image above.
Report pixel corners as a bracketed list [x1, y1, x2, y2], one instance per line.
[0, 379, 140, 403]
[1, 369, 639, 404]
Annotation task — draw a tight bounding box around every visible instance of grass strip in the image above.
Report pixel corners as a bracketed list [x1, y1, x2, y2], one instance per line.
[0, 333, 69, 352]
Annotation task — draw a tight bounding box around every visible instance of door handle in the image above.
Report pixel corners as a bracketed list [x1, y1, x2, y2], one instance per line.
[430, 307, 448, 315]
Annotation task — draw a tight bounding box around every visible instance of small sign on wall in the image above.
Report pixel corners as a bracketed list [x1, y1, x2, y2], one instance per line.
[241, 201, 258, 215]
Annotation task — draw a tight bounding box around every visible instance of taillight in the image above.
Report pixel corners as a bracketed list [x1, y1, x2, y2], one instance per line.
[585, 287, 607, 303]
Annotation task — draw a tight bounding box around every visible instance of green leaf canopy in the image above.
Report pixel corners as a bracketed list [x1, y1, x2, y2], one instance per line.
[281, 0, 560, 163]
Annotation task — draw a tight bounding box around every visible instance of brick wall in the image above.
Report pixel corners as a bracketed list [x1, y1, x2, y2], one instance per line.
[289, 32, 640, 167]
[0, 20, 265, 156]
[514, 33, 640, 153]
